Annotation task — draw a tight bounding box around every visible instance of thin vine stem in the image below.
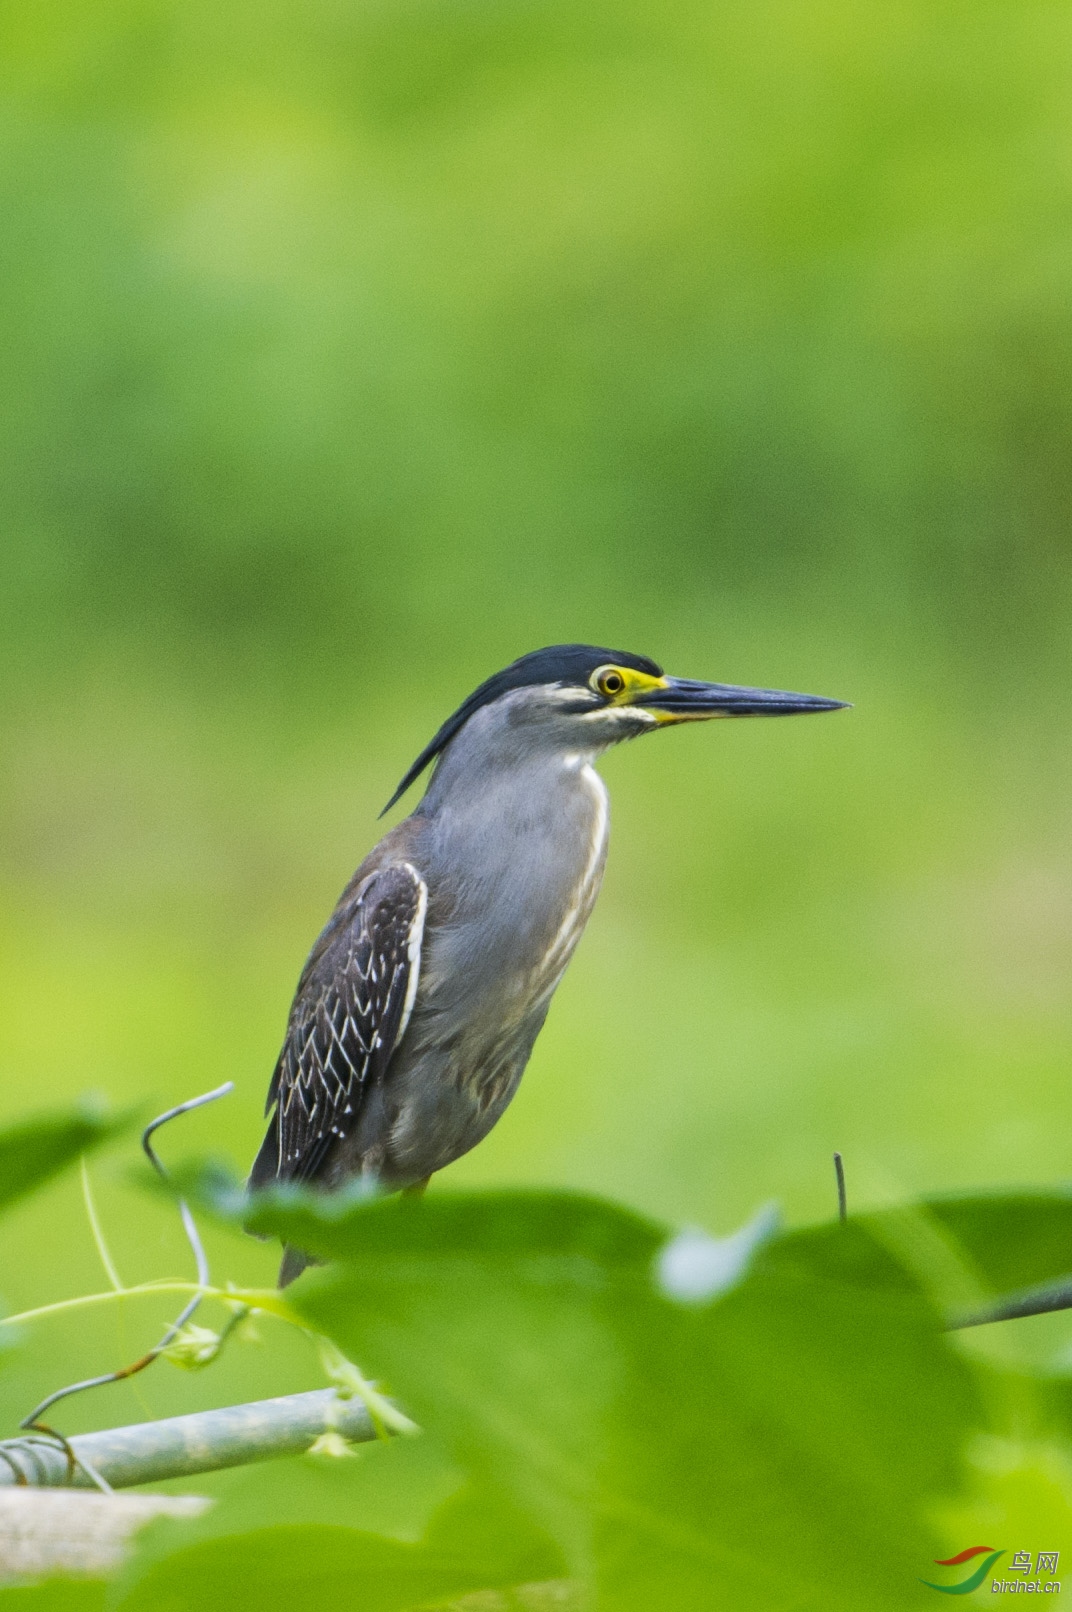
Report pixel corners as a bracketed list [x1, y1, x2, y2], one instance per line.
[19, 1084, 239, 1444]
[0, 1282, 293, 1331]
[80, 1158, 124, 1292]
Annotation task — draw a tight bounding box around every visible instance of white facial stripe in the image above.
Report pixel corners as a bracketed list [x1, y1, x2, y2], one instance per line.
[547, 682, 600, 707]
[578, 704, 657, 725]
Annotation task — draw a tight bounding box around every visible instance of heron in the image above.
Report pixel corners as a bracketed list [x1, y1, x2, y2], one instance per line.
[249, 644, 847, 1283]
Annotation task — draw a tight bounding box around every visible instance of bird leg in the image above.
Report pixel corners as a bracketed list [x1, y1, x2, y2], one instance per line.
[401, 1176, 431, 1198]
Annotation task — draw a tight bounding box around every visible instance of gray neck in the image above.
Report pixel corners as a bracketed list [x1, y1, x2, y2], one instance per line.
[417, 689, 607, 818]
[411, 693, 611, 959]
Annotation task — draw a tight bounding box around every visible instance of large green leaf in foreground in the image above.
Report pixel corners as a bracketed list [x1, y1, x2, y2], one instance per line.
[243, 1189, 985, 1610]
[11, 1180, 1072, 1610]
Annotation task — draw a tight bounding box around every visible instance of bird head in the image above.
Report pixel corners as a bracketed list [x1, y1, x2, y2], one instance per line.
[382, 644, 848, 815]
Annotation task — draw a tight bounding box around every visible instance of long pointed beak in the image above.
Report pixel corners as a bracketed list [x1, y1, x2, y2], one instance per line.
[635, 678, 850, 720]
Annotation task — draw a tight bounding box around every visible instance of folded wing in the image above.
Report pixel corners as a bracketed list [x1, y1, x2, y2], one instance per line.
[250, 861, 427, 1189]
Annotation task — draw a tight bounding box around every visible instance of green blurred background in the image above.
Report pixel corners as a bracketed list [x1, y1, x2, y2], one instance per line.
[1, 0, 1071, 1439]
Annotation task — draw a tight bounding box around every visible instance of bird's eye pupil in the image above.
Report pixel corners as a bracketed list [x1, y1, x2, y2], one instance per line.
[600, 671, 624, 696]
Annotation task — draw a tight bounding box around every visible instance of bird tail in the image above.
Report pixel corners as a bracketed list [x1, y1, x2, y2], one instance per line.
[278, 1245, 323, 1288]
[248, 1111, 281, 1194]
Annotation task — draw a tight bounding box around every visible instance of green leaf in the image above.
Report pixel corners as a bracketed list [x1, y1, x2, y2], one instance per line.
[0, 1585, 106, 1610]
[243, 1182, 661, 1269]
[112, 1481, 565, 1612]
[0, 1102, 134, 1218]
[260, 1189, 989, 1610]
[925, 1193, 1072, 1300]
[112, 1425, 465, 1586]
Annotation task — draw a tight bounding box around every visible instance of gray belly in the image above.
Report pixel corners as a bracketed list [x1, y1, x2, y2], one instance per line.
[377, 1009, 550, 1181]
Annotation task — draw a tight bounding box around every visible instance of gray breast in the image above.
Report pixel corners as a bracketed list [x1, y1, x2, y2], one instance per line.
[381, 752, 610, 1176]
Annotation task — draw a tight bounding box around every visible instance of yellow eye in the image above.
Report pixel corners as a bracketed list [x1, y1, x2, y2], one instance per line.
[596, 668, 625, 698]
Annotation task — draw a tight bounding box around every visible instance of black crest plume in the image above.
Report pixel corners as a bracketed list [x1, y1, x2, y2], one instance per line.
[381, 643, 663, 815]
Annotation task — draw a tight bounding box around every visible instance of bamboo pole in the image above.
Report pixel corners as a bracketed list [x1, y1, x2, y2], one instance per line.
[0, 1388, 379, 1489]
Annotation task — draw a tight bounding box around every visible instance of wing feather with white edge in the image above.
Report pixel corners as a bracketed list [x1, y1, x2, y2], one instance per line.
[250, 862, 427, 1188]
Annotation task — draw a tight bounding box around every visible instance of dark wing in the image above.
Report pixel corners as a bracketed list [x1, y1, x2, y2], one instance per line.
[249, 861, 427, 1189]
